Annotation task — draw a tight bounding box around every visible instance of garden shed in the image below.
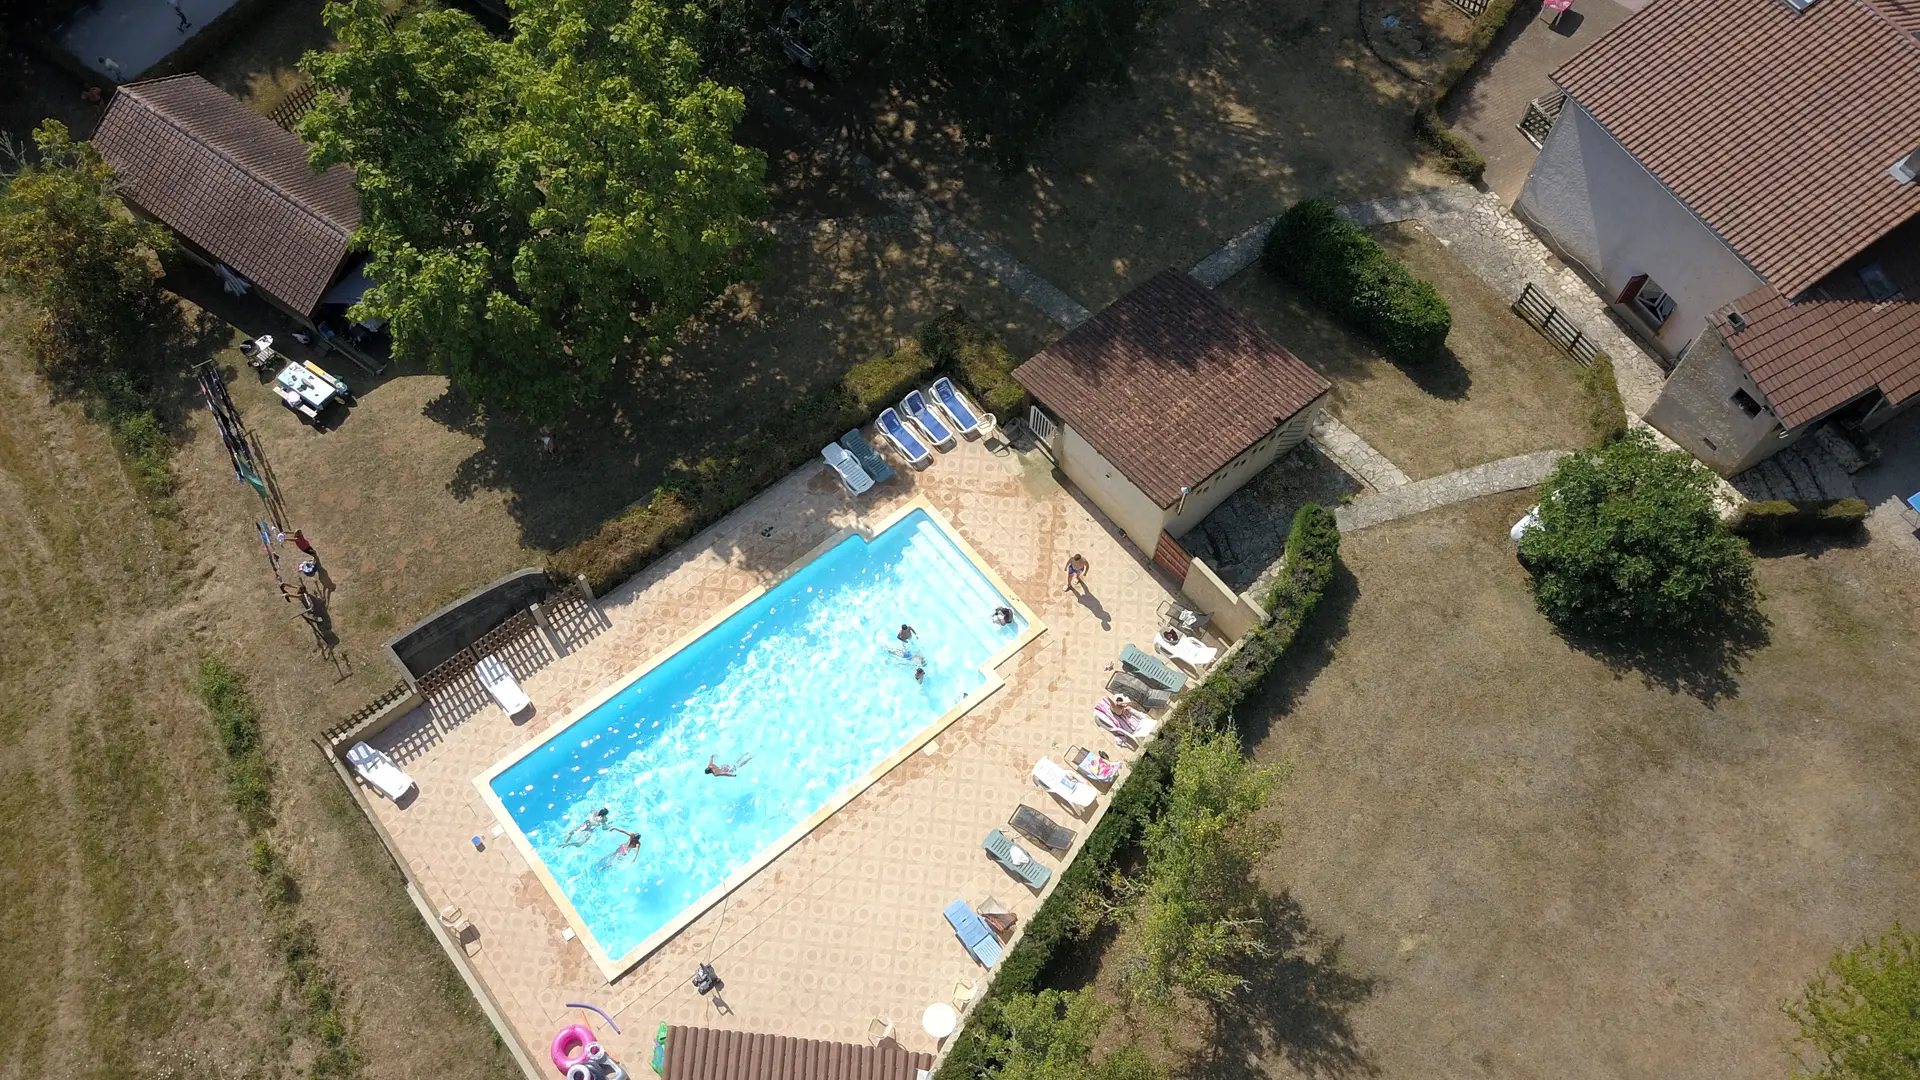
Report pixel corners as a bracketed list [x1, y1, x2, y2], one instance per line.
[1015, 269, 1331, 559]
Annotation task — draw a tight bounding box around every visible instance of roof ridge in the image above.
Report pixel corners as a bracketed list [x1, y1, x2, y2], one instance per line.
[118, 84, 355, 242]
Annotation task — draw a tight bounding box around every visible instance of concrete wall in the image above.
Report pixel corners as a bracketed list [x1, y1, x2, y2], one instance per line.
[1180, 557, 1263, 641]
[1644, 327, 1792, 475]
[385, 568, 558, 682]
[1516, 102, 1764, 359]
[1164, 397, 1326, 538]
[1053, 424, 1171, 554]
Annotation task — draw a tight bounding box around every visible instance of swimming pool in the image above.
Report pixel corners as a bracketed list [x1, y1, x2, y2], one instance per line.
[477, 504, 1036, 976]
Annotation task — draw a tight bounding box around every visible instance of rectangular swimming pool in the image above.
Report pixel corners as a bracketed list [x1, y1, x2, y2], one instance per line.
[477, 505, 1036, 977]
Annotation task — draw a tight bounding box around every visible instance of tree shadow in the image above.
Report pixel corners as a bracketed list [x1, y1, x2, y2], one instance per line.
[1394, 345, 1471, 401]
[1554, 602, 1771, 706]
[1186, 891, 1380, 1080]
[1231, 561, 1358, 748]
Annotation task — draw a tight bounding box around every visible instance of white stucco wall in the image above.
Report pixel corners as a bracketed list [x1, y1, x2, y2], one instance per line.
[1515, 102, 1765, 359]
[1644, 328, 1790, 475]
[1163, 397, 1326, 538]
[1053, 424, 1171, 554]
[1179, 557, 1263, 641]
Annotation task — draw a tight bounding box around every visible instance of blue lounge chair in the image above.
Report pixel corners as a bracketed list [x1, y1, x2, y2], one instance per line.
[1119, 644, 1188, 692]
[944, 899, 1005, 968]
[984, 828, 1051, 889]
[839, 429, 894, 483]
[902, 390, 955, 448]
[930, 377, 991, 437]
[876, 408, 932, 467]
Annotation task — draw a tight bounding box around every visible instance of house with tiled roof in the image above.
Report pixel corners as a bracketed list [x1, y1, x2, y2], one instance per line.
[1515, 0, 1920, 475]
[92, 74, 364, 324]
[1013, 270, 1330, 633]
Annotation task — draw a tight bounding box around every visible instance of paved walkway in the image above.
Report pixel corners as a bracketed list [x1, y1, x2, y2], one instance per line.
[754, 91, 1093, 329]
[1336, 450, 1568, 532]
[1439, 0, 1634, 203]
[1310, 413, 1410, 491]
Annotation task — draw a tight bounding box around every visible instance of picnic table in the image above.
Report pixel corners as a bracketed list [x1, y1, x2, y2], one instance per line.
[273, 359, 349, 423]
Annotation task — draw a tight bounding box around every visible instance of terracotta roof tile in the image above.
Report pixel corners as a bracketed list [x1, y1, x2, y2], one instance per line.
[92, 74, 359, 316]
[1012, 270, 1331, 507]
[1719, 218, 1920, 425]
[663, 1026, 933, 1080]
[1554, 0, 1920, 297]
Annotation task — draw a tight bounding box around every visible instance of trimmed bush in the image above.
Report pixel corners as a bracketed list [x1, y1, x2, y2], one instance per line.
[933, 504, 1341, 1080]
[1582, 352, 1628, 446]
[918, 307, 1028, 416]
[1265, 199, 1451, 362]
[551, 331, 949, 593]
[1413, 107, 1486, 183]
[1411, 0, 1523, 180]
[1734, 498, 1870, 540]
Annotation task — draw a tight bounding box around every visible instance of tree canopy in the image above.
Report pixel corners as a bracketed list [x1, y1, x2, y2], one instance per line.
[1519, 429, 1756, 636]
[1785, 924, 1920, 1080]
[977, 989, 1163, 1080]
[0, 120, 174, 370]
[1116, 725, 1286, 1006]
[300, 0, 769, 423]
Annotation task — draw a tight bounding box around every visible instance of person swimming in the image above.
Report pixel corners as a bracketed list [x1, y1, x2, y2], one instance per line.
[596, 827, 643, 868]
[560, 806, 610, 846]
[914, 666, 926, 683]
[991, 606, 1014, 626]
[705, 753, 753, 777]
[888, 623, 922, 661]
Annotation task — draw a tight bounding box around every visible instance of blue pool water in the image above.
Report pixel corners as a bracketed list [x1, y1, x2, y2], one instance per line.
[489, 510, 1024, 960]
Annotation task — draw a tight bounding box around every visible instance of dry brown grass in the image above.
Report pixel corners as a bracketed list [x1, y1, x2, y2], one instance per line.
[782, 0, 1468, 312]
[1221, 220, 1591, 479]
[1070, 491, 1920, 1080]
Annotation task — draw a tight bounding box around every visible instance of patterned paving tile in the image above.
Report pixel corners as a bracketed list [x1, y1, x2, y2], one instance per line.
[360, 434, 1187, 1064]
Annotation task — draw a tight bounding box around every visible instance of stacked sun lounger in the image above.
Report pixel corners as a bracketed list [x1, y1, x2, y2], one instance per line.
[944, 899, 1004, 968]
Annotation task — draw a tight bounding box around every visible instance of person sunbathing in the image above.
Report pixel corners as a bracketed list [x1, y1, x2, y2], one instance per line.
[596, 828, 643, 868]
[560, 807, 610, 846]
[1101, 694, 1150, 733]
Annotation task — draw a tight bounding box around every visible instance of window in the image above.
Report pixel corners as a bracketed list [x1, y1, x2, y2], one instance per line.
[1617, 274, 1676, 328]
[1859, 262, 1900, 302]
[1724, 308, 1747, 333]
[1731, 389, 1764, 418]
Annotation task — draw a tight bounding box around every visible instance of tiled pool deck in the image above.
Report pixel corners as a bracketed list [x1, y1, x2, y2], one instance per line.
[358, 433, 1188, 1064]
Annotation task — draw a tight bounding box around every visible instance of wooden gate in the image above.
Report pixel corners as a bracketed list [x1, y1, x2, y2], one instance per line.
[1153, 532, 1191, 584]
[1512, 283, 1601, 368]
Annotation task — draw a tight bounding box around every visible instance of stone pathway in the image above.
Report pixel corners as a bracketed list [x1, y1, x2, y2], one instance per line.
[754, 91, 1093, 329]
[1335, 450, 1568, 532]
[1310, 413, 1410, 491]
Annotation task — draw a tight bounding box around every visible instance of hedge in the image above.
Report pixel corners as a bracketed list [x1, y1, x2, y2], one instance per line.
[1264, 199, 1451, 362]
[932, 504, 1342, 1080]
[918, 307, 1028, 417]
[1411, 0, 1524, 181]
[1733, 498, 1870, 540]
[551, 338, 934, 592]
[1582, 352, 1628, 447]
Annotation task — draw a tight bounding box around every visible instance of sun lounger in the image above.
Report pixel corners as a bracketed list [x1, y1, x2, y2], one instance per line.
[1119, 644, 1188, 692]
[983, 829, 1052, 889]
[1158, 598, 1211, 635]
[346, 742, 414, 800]
[876, 408, 932, 466]
[930, 377, 993, 437]
[1068, 746, 1122, 784]
[1105, 671, 1172, 710]
[979, 896, 1018, 937]
[840, 429, 894, 483]
[1155, 631, 1219, 668]
[1094, 696, 1158, 747]
[1008, 804, 1075, 854]
[944, 899, 1005, 968]
[475, 654, 531, 717]
[821, 443, 875, 494]
[901, 390, 955, 448]
[1033, 757, 1097, 810]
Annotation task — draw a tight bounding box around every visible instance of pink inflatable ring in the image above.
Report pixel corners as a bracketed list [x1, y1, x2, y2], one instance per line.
[551, 1025, 595, 1074]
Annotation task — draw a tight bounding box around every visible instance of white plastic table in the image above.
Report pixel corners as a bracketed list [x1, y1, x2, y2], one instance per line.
[921, 1002, 958, 1040]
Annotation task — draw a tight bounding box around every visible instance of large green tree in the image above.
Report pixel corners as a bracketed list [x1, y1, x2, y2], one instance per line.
[1519, 428, 1756, 636]
[0, 120, 175, 370]
[1114, 726, 1286, 1006]
[1785, 924, 1920, 1080]
[977, 989, 1163, 1080]
[300, 0, 769, 422]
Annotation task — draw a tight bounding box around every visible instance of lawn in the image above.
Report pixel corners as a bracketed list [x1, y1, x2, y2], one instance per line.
[1072, 491, 1920, 1079]
[782, 0, 1467, 312]
[1220, 220, 1592, 479]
